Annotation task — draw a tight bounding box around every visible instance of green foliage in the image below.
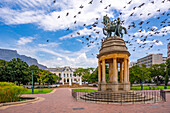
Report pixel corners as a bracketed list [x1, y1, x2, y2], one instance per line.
[73, 68, 94, 82]
[0, 58, 61, 85]
[150, 63, 166, 84]
[89, 67, 98, 83]
[129, 65, 142, 83]
[72, 89, 97, 92]
[0, 82, 26, 103]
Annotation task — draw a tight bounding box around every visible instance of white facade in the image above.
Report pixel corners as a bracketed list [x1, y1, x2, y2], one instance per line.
[137, 54, 165, 67]
[47, 66, 82, 86]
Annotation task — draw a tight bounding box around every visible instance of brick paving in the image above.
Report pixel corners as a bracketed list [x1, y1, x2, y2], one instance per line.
[0, 88, 170, 113]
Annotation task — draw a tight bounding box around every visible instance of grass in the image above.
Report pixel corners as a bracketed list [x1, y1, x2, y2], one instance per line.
[131, 86, 170, 90]
[72, 89, 97, 92]
[21, 88, 54, 94]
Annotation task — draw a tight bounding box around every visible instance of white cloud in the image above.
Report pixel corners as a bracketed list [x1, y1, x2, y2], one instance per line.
[76, 39, 82, 42]
[17, 37, 35, 45]
[136, 38, 163, 45]
[38, 42, 61, 47]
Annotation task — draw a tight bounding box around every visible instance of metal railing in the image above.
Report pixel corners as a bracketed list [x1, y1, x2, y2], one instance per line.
[72, 89, 166, 104]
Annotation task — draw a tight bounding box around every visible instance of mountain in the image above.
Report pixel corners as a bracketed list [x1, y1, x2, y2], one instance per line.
[0, 48, 47, 69]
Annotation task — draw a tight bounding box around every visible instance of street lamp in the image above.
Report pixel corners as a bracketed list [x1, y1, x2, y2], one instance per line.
[141, 70, 143, 90]
[32, 70, 34, 94]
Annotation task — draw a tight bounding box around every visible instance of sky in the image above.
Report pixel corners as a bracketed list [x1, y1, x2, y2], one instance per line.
[0, 0, 169, 68]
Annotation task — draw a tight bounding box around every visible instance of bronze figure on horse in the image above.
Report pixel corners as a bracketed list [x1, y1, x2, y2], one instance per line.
[103, 16, 127, 38]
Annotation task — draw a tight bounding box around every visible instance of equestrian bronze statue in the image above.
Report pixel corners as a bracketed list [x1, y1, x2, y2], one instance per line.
[103, 16, 127, 38]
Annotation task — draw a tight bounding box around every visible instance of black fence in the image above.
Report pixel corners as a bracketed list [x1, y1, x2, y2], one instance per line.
[72, 89, 166, 104]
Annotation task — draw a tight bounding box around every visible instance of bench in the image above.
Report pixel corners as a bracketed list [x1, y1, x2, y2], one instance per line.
[149, 86, 159, 90]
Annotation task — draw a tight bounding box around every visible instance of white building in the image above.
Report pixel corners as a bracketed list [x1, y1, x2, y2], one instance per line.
[137, 54, 166, 67]
[47, 66, 82, 86]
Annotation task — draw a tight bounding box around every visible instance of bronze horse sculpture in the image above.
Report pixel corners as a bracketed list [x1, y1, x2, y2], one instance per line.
[103, 16, 127, 38]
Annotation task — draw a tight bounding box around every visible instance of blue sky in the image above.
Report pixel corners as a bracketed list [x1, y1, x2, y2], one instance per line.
[0, 0, 169, 68]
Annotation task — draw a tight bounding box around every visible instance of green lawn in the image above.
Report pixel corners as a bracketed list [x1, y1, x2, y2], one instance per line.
[72, 89, 97, 92]
[131, 86, 170, 90]
[21, 88, 54, 94]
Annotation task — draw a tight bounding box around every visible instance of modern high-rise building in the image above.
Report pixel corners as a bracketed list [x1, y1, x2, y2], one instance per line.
[168, 42, 170, 59]
[137, 54, 166, 67]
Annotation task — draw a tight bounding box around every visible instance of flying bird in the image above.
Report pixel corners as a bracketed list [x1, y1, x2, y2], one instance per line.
[128, 0, 132, 4]
[79, 5, 84, 9]
[138, 3, 145, 8]
[157, 9, 160, 12]
[148, 13, 151, 16]
[66, 28, 69, 31]
[78, 11, 81, 14]
[66, 12, 69, 16]
[138, 21, 144, 25]
[96, 31, 100, 34]
[88, 0, 93, 4]
[130, 12, 134, 16]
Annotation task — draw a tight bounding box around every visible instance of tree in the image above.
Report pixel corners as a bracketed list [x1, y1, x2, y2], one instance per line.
[150, 63, 166, 85]
[74, 68, 94, 82]
[0, 59, 8, 81]
[7, 58, 30, 85]
[140, 64, 151, 83]
[129, 65, 141, 84]
[89, 67, 98, 83]
[29, 65, 39, 86]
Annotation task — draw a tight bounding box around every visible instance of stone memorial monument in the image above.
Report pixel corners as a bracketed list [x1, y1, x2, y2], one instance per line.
[80, 16, 155, 103]
[97, 16, 130, 92]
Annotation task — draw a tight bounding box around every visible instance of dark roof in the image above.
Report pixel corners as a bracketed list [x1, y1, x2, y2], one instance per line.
[47, 66, 73, 72]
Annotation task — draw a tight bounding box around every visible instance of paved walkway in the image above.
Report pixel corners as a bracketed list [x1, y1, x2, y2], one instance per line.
[1, 88, 170, 113]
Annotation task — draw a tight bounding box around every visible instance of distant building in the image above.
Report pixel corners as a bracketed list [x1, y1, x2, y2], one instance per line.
[129, 61, 137, 68]
[168, 42, 170, 59]
[137, 54, 165, 67]
[47, 66, 82, 86]
[163, 57, 167, 64]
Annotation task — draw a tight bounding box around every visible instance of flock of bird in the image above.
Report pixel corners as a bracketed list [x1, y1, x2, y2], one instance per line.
[51, 0, 170, 56]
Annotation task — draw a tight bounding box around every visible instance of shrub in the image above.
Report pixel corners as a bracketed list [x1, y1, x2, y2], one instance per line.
[0, 82, 27, 103]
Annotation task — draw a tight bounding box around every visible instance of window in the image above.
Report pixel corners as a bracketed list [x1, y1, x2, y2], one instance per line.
[59, 73, 61, 77]
[70, 74, 72, 77]
[64, 74, 65, 77]
[67, 74, 69, 77]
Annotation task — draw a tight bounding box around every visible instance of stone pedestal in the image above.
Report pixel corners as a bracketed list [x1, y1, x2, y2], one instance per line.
[123, 83, 130, 91]
[100, 83, 107, 91]
[111, 83, 119, 92]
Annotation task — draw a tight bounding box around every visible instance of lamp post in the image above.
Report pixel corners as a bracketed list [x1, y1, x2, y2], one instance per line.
[32, 70, 34, 94]
[141, 70, 143, 90]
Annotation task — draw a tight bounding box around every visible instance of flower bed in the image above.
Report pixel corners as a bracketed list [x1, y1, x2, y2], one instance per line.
[0, 82, 26, 103]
